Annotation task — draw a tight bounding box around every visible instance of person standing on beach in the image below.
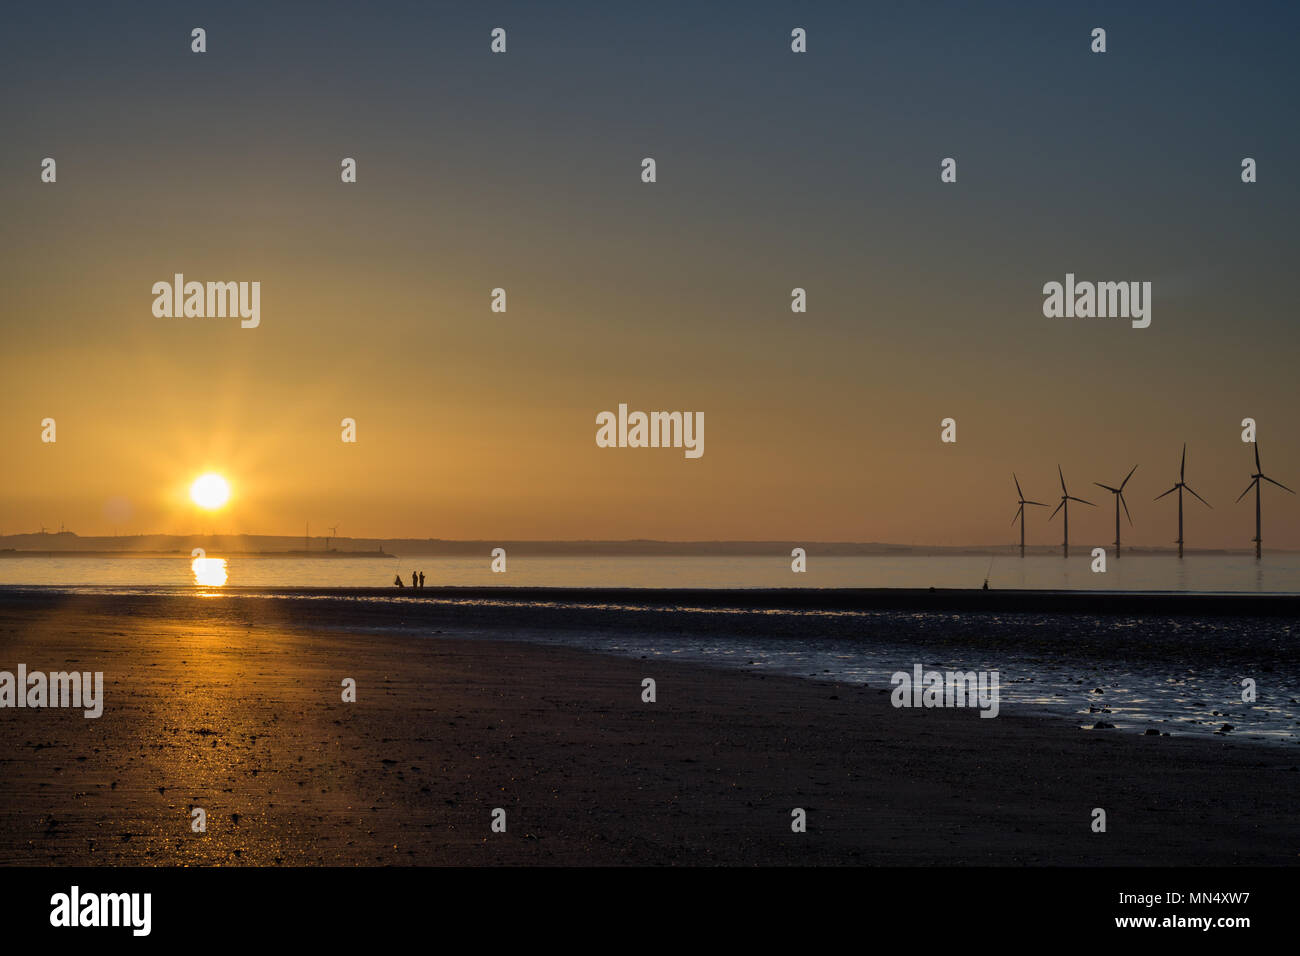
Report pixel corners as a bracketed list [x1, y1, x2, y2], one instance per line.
[394, 574, 403, 588]
[411, 571, 418, 588]
[419, 571, 425, 588]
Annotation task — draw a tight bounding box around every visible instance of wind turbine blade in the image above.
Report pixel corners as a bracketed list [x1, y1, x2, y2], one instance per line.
[1154, 486, 1178, 501]
[1120, 493, 1133, 526]
[1184, 485, 1211, 508]
[1011, 505, 1023, 526]
[1049, 500, 1064, 520]
[1261, 475, 1297, 494]
[1025, 500, 1049, 507]
[1058, 465, 1066, 494]
[1180, 443, 1186, 481]
[1013, 473, 1024, 499]
[1255, 442, 1261, 473]
[1236, 479, 1258, 504]
[1094, 482, 1119, 493]
[1121, 463, 1138, 490]
[1068, 496, 1095, 506]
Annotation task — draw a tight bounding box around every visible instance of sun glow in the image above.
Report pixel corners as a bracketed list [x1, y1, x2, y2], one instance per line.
[190, 473, 231, 510]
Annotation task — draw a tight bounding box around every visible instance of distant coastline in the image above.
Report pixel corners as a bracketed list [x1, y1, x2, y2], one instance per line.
[0, 549, 390, 559]
[0, 532, 1286, 558]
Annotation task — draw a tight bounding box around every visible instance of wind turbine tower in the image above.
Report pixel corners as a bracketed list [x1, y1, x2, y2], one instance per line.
[1094, 464, 1138, 557]
[1154, 444, 1210, 559]
[1011, 474, 1048, 558]
[1235, 443, 1294, 560]
[1049, 466, 1095, 558]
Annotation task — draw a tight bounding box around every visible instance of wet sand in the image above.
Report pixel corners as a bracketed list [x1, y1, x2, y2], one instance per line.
[0, 591, 1296, 865]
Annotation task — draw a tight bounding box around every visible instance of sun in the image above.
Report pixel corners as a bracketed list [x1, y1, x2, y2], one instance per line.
[190, 473, 231, 510]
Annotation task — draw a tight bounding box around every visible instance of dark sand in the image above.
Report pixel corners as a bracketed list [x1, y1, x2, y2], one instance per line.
[0, 591, 1295, 865]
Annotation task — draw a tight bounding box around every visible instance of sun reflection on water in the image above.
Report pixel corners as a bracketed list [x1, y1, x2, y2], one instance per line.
[191, 556, 228, 586]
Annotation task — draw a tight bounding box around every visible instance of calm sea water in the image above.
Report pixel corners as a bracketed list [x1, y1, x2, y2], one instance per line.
[0, 553, 1296, 592]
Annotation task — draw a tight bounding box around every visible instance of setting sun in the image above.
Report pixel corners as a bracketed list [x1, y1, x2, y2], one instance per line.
[190, 473, 231, 510]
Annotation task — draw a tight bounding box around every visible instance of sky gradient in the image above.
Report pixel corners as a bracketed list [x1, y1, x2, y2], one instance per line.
[2, 1, 1298, 547]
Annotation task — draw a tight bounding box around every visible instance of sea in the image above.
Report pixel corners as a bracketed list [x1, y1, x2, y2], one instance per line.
[0, 552, 1297, 592]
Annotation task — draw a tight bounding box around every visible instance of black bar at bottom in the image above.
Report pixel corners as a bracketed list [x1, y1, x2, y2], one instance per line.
[0, 865, 1285, 942]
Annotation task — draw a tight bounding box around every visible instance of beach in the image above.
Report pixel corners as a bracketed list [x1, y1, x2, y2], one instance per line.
[0, 589, 1296, 866]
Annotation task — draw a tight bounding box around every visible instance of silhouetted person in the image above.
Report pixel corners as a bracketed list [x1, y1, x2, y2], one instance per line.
[411, 571, 417, 588]
[394, 574, 403, 588]
[419, 571, 425, 588]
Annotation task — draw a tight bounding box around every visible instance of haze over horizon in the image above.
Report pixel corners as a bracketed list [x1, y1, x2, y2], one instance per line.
[0, 530, 1292, 557]
[3, 1, 1297, 549]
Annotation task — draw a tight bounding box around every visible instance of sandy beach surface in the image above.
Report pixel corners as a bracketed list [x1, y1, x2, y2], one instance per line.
[0, 590, 1295, 866]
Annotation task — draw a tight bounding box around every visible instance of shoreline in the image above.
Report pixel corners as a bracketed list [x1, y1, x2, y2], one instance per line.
[2, 584, 1299, 616]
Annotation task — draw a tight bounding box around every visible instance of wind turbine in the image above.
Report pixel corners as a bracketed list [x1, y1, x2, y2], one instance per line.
[1154, 444, 1210, 559]
[1235, 442, 1294, 559]
[1048, 465, 1094, 558]
[1094, 464, 1138, 557]
[1010, 473, 1048, 558]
